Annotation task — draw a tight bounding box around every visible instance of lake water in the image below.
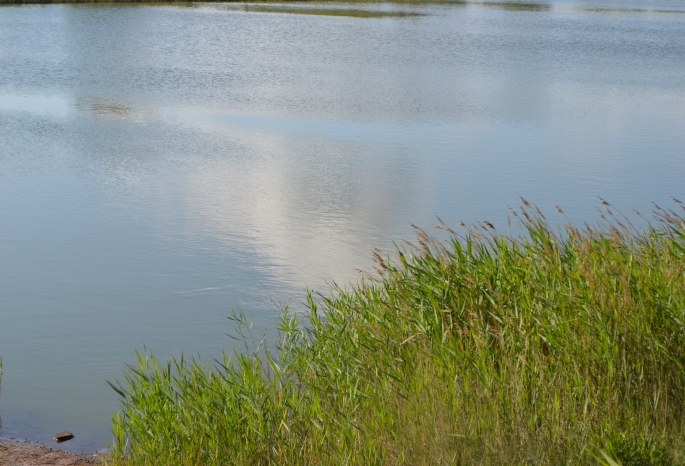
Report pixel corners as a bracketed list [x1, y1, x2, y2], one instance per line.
[1, 0, 684, 453]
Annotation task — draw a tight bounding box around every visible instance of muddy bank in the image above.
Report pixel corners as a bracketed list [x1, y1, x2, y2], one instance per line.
[0, 438, 99, 465]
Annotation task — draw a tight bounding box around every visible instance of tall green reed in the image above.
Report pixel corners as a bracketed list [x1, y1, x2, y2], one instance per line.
[107, 199, 685, 465]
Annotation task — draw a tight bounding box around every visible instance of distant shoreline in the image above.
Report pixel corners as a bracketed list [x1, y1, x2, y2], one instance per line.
[0, 0, 288, 4]
[0, 0, 277, 4]
[1, 0, 233, 4]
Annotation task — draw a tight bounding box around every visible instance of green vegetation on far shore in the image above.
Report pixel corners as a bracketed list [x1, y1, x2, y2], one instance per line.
[107, 200, 685, 465]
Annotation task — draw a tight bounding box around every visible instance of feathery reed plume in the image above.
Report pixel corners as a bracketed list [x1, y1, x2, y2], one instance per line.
[402, 239, 420, 251]
[434, 216, 456, 235]
[372, 249, 387, 273]
[520, 207, 532, 222]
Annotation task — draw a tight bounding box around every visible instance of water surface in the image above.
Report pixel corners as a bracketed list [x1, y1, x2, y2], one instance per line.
[1, 0, 684, 452]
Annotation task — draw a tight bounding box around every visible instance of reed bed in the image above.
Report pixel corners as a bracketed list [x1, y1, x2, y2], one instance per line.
[107, 199, 685, 465]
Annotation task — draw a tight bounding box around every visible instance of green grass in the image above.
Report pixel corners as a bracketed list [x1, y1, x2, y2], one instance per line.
[106, 199, 685, 465]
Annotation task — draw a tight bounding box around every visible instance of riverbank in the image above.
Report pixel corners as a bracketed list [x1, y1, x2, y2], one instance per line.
[0, 438, 98, 465]
[105, 201, 685, 465]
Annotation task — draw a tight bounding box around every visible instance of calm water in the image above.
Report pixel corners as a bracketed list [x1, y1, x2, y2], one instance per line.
[1, 0, 684, 453]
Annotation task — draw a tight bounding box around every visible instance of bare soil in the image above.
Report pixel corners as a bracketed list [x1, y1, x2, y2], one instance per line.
[0, 438, 99, 466]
